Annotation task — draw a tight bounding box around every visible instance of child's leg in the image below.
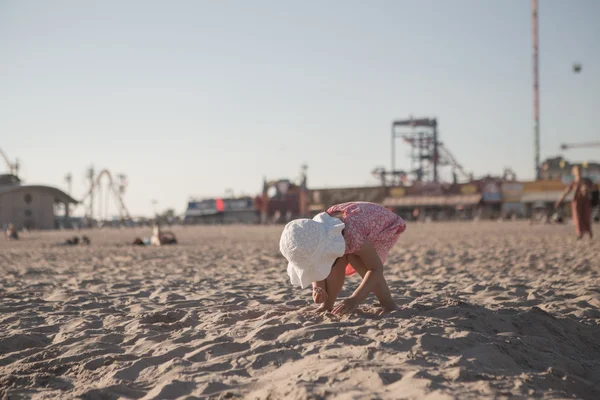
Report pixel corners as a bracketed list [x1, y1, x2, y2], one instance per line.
[319, 256, 347, 311]
[312, 280, 327, 304]
[347, 254, 396, 310]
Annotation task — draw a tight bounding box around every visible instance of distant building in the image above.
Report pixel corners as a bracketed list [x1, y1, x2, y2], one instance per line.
[0, 174, 78, 230]
[381, 182, 482, 221]
[259, 179, 305, 223]
[184, 196, 258, 224]
[309, 186, 386, 215]
[541, 157, 600, 183]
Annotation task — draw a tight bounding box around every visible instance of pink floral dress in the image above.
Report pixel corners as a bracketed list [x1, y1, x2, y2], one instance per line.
[326, 202, 407, 276]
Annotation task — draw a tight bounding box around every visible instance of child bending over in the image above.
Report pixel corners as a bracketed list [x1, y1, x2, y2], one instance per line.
[280, 202, 406, 315]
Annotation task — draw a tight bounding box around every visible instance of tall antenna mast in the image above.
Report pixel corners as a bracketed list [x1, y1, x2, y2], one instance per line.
[532, 0, 540, 179]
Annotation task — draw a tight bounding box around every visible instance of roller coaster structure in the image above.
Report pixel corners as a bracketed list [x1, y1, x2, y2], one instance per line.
[78, 167, 131, 221]
[0, 147, 19, 176]
[374, 117, 472, 186]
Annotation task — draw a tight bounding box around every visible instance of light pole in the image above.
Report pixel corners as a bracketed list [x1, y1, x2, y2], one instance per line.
[64, 173, 72, 219]
[532, 0, 541, 180]
[152, 200, 159, 219]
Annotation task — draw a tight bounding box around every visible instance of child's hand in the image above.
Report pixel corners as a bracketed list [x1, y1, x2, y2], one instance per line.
[332, 297, 359, 315]
[312, 287, 328, 304]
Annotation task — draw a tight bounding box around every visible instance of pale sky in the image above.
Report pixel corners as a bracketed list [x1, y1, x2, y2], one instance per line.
[1, 0, 599, 217]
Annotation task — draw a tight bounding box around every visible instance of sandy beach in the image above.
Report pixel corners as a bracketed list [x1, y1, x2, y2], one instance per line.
[1, 222, 599, 399]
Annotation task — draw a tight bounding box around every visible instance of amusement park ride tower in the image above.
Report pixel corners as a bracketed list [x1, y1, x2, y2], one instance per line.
[374, 117, 470, 187]
[0, 148, 19, 176]
[392, 118, 440, 183]
[80, 166, 131, 222]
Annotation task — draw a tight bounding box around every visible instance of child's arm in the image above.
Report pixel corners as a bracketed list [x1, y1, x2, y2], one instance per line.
[332, 241, 395, 315]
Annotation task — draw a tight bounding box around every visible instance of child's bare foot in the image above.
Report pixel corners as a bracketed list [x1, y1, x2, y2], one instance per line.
[377, 302, 399, 315]
[312, 287, 328, 304]
[315, 304, 332, 313]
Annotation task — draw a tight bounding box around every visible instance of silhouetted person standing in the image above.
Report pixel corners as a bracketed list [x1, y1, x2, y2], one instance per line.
[556, 166, 594, 239]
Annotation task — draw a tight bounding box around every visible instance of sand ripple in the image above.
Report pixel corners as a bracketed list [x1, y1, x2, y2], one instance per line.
[0, 222, 599, 399]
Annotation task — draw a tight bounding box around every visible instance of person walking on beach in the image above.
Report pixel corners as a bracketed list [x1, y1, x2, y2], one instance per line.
[555, 165, 594, 239]
[280, 202, 406, 315]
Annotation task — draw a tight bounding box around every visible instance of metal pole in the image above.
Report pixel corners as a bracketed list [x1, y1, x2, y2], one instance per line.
[261, 178, 268, 224]
[88, 166, 95, 220]
[433, 122, 438, 183]
[391, 124, 395, 174]
[410, 137, 415, 182]
[65, 173, 72, 219]
[532, 0, 540, 179]
[418, 131, 424, 182]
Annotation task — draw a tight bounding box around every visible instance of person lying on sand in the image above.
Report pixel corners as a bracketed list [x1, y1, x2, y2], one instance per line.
[280, 202, 406, 315]
[132, 237, 150, 246]
[149, 224, 177, 246]
[58, 236, 91, 246]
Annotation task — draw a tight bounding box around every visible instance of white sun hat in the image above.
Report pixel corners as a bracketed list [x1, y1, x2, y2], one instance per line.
[279, 212, 346, 288]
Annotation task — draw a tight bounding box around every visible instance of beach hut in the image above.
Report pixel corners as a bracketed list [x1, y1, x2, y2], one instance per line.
[0, 174, 78, 230]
